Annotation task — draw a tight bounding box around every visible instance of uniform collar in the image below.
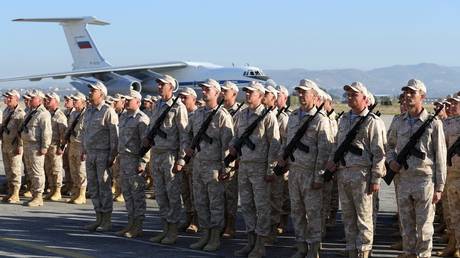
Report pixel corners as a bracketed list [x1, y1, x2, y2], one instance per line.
[402, 108, 429, 122]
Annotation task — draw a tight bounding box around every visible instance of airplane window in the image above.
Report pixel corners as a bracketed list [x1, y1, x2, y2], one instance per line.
[255, 71, 260, 75]
[250, 71, 254, 76]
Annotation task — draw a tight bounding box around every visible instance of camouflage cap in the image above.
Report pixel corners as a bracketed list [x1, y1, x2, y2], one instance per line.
[45, 92, 61, 102]
[71, 92, 87, 101]
[199, 79, 221, 92]
[28, 89, 45, 99]
[3, 89, 20, 99]
[295, 79, 320, 93]
[179, 87, 197, 98]
[87, 81, 108, 96]
[156, 74, 177, 89]
[221, 81, 239, 93]
[124, 90, 142, 100]
[402, 79, 427, 94]
[344, 82, 369, 96]
[243, 81, 265, 94]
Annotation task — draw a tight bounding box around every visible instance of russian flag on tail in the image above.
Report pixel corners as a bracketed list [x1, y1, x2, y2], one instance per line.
[77, 41, 92, 49]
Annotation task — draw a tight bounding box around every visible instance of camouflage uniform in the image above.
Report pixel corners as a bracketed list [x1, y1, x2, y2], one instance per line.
[148, 97, 188, 224]
[322, 110, 338, 230]
[187, 105, 234, 230]
[1, 105, 25, 196]
[223, 102, 241, 226]
[62, 108, 74, 193]
[284, 106, 332, 243]
[44, 108, 67, 190]
[387, 109, 446, 257]
[82, 102, 119, 213]
[182, 107, 197, 218]
[68, 109, 87, 190]
[441, 117, 453, 236]
[444, 115, 460, 249]
[118, 109, 150, 219]
[21, 105, 52, 196]
[270, 107, 289, 228]
[333, 109, 386, 252]
[232, 104, 280, 236]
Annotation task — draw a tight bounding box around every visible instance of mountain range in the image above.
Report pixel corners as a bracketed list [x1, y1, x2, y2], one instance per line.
[266, 63, 460, 98]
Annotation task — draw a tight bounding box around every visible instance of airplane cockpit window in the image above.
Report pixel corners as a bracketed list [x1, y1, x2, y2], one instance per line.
[249, 71, 255, 76]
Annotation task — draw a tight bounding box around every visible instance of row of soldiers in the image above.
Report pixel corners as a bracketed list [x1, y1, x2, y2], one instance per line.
[1, 75, 459, 258]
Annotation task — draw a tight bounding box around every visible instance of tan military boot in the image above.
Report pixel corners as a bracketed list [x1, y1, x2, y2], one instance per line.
[85, 212, 102, 231]
[7, 186, 20, 204]
[161, 223, 178, 245]
[307, 242, 320, 258]
[49, 187, 62, 201]
[71, 187, 87, 205]
[248, 235, 266, 258]
[96, 212, 112, 232]
[22, 189, 33, 198]
[358, 250, 370, 258]
[203, 228, 221, 251]
[2, 183, 12, 202]
[124, 217, 144, 238]
[235, 231, 256, 256]
[26, 193, 44, 207]
[116, 216, 134, 236]
[222, 214, 236, 239]
[290, 242, 307, 258]
[150, 220, 169, 243]
[190, 228, 210, 250]
[435, 234, 456, 257]
[453, 248, 460, 258]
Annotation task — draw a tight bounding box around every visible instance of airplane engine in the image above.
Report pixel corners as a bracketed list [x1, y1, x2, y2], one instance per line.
[70, 73, 142, 96]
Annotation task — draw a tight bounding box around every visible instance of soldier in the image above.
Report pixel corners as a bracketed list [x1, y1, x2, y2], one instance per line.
[112, 93, 126, 203]
[442, 94, 460, 257]
[114, 90, 150, 238]
[325, 82, 386, 258]
[21, 89, 52, 207]
[387, 79, 446, 258]
[21, 92, 33, 198]
[1, 90, 25, 203]
[230, 81, 280, 257]
[274, 85, 291, 235]
[262, 85, 285, 243]
[141, 95, 158, 197]
[142, 95, 154, 117]
[146, 74, 188, 245]
[43, 92, 68, 201]
[62, 95, 75, 196]
[186, 79, 234, 251]
[278, 80, 332, 257]
[82, 81, 119, 232]
[66, 92, 88, 205]
[178, 87, 199, 234]
[220, 81, 241, 239]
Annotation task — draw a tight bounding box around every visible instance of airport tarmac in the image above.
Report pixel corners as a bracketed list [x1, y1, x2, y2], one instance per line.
[0, 115, 448, 257]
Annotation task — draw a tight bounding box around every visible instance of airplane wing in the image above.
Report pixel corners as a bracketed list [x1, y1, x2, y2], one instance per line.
[0, 61, 188, 82]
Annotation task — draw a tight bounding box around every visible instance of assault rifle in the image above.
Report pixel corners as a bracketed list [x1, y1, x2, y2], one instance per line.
[60, 108, 85, 151]
[382, 105, 444, 185]
[230, 102, 244, 117]
[12, 109, 38, 145]
[323, 103, 378, 182]
[0, 109, 15, 135]
[224, 106, 274, 167]
[184, 99, 224, 164]
[139, 96, 179, 157]
[273, 103, 324, 176]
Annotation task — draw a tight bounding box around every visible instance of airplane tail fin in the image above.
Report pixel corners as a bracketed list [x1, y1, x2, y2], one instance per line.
[13, 16, 111, 70]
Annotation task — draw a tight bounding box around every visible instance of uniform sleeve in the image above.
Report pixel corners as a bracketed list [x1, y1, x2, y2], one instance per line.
[314, 116, 334, 184]
[385, 116, 399, 165]
[220, 112, 235, 171]
[107, 108, 119, 160]
[175, 105, 189, 166]
[369, 118, 387, 184]
[184, 112, 194, 152]
[229, 111, 242, 147]
[58, 113, 68, 146]
[432, 119, 447, 192]
[266, 112, 281, 175]
[138, 115, 150, 168]
[16, 111, 25, 147]
[40, 112, 53, 149]
[328, 119, 341, 163]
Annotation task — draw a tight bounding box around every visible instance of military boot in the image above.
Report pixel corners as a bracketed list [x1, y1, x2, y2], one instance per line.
[186, 213, 198, 233]
[222, 214, 236, 239]
[2, 183, 12, 202]
[453, 248, 460, 258]
[307, 242, 320, 258]
[435, 234, 456, 257]
[150, 219, 169, 243]
[190, 228, 210, 250]
[70, 186, 86, 204]
[26, 193, 43, 207]
[7, 185, 20, 204]
[124, 217, 144, 238]
[266, 224, 278, 244]
[116, 216, 134, 236]
[161, 223, 178, 244]
[277, 214, 289, 234]
[86, 212, 103, 231]
[96, 212, 112, 232]
[49, 187, 62, 201]
[248, 235, 266, 258]
[290, 242, 307, 258]
[358, 250, 370, 258]
[235, 231, 256, 256]
[203, 228, 221, 252]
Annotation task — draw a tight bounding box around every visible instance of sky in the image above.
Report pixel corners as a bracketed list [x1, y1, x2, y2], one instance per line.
[1, 0, 460, 79]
